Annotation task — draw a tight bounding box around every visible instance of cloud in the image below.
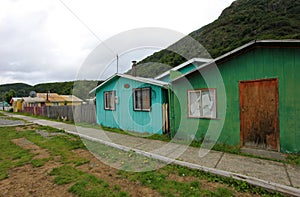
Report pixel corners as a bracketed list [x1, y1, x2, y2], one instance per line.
[0, 0, 235, 85]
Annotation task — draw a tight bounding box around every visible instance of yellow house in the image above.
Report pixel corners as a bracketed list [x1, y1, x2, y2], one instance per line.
[10, 97, 23, 112]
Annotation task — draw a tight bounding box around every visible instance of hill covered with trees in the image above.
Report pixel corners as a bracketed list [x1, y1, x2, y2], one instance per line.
[134, 0, 300, 77]
[0, 80, 100, 102]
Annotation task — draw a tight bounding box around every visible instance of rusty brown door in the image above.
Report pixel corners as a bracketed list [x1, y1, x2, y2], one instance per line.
[239, 78, 279, 151]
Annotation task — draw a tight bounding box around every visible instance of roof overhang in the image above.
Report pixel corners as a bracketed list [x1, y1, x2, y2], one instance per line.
[171, 39, 300, 82]
[89, 73, 168, 94]
[154, 57, 212, 80]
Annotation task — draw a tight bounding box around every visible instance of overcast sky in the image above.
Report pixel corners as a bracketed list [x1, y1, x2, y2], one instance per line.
[0, 0, 235, 85]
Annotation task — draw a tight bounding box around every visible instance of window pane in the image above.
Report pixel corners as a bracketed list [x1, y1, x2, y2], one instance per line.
[188, 89, 216, 118]
[104, 91, 115, 110]
[135, 89, 142, 110]
[189, 91, 201, 117]
[201, 89, 216, 118]
[142, 88, 150, 110]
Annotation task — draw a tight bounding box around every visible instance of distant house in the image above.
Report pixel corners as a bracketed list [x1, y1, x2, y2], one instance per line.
[10, 97, 23, 112]
[34, 93, 83, 106]
[11, 93, 83, 112]
[22, 97, 45, 107]
[0, 101, 11, 111]
[91, 74, 169, 134]
[169, 40, 300, 153]
[60, 95, 83, 106]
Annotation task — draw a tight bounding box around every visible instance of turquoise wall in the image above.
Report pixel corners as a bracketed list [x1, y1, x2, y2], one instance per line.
[170, 46, 300, 153]
[96, 77, 167, 134]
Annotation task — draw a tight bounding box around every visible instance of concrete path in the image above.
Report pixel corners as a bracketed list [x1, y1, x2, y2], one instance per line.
[2, 113, 300, 196]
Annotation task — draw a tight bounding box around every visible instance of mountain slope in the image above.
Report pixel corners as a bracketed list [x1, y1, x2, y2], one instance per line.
[136, 0, 300, 77]
[0, 80, 101, 101]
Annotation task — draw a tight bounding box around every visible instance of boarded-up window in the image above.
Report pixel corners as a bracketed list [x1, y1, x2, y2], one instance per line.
[104, 91, 115, 110]
[188, 89, 216, 118]
[134, 88, 151, 111]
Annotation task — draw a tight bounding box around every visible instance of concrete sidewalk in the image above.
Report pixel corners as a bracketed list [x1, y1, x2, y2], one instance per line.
[3, 113, 300, 196]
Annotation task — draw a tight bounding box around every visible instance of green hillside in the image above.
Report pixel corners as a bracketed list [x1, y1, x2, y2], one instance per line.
[0, 80, 101, 101]
[136, 0, 300, 77]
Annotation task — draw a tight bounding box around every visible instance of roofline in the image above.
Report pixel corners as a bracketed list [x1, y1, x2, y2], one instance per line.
[89, 73, 168, 94]
[154, 57, 212, 80]
[171, 39, 300, 82]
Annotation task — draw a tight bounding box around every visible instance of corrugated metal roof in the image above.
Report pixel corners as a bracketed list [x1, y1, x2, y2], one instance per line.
[154, 58, 212, 80]
[89, 73, 168, 94]
[22, 97, 45, 103]
[60, 95, 83, 102]
[171, 39, 300, 82]
[36, 93, 65, 102]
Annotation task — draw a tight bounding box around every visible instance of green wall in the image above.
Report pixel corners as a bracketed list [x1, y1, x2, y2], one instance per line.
[170, 46, 300, 153]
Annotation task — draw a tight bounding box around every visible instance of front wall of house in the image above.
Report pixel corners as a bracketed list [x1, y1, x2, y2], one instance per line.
[171, 47, 300, 153]
[96, 77, 166, 134]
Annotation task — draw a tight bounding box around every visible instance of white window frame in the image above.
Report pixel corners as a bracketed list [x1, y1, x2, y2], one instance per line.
[104, 91, 116, 110]
[188, 89, 217, 119]
[133, 87, 151, 111]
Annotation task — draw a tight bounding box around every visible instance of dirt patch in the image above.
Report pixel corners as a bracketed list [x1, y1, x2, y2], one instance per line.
[0, 161, 73, 197]
[15, 124, 38, 132]
[11, 137, 50, 159]
[73, 148, 161, 197]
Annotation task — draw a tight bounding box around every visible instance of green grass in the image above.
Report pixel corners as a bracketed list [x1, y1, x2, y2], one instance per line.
[286, 154, 300, 165]
[50, 165, 129, 197]
[83, 139, 165, 172]
[0, 120, 287, 196]
[0, 124, 88, 181]
[31, 158, 51, 167]
[0, 127, 35, 180]
[118, 164, 283, 197]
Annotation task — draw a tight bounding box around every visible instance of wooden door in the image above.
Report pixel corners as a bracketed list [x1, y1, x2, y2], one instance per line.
[239, 78, 279, 151]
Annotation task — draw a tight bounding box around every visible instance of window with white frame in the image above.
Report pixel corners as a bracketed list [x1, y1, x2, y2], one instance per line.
[134, 88, 151, 111]
[104, 91, 116, 110]
[188, 89, 216, 118]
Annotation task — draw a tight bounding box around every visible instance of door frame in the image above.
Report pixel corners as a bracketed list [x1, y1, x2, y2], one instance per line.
[239, 78, 280, 152]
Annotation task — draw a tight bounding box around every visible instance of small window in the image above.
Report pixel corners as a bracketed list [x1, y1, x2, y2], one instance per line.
[104, 91, 115, 110]
[134, 88, 151, 111]
[188, 89, 216, 118]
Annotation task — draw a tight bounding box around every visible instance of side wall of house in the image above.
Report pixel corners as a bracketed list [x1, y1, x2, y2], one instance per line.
[96, 77, 166, 134]
[170, 46, 300, 153]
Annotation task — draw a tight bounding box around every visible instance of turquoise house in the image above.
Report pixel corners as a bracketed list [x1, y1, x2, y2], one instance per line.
[91, 74, 169, 134]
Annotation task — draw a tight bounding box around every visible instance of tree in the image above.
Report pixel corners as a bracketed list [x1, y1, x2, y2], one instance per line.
[4, 89, 16, 103]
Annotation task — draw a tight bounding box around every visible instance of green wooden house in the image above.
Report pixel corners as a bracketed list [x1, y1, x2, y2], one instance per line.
[91, 74, 169, 134]
[169, 40, 300, 153]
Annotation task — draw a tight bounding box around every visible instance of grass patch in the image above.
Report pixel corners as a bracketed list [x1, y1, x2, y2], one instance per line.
[36, 125, 65, 133]
[0, 124, 88, 181]
[118, 164, 283, 197]
[31, 158, 51, 167]
[286, 154, 300, 165]
[84, 139, 164, 171]
[50, 165, 129, 197]
[25, 133, 88, 165]
[0, 127, 35, 180]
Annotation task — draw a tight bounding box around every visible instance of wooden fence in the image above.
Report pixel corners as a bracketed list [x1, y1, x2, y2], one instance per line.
[22, 105, 96, 124]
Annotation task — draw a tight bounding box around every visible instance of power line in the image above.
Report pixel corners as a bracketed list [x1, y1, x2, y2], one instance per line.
[58, 0, 117, 56]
